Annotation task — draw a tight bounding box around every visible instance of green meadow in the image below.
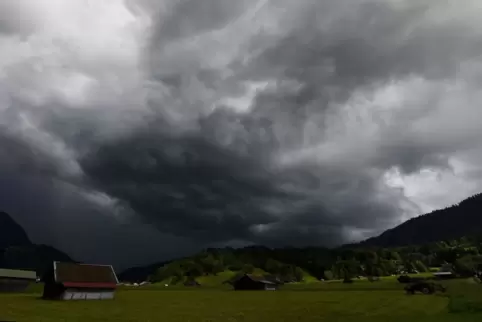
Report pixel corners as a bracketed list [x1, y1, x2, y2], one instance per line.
[1, 278, 482, 322]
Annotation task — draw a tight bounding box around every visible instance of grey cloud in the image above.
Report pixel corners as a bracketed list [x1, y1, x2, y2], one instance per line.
[0, 1, 38, 37]
[0, 168, 197, 270]
[245, 0, 482, 99]
[1, 0, 482, 268]
[79, 130, 286, 242]
[153, 0, 254, 42]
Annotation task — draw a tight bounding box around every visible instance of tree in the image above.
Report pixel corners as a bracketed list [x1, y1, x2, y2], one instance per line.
[183, 261, 204, 277]
[241, 264, 254, 274]
[323, 270, 334, 280]
[342, 268, 352, 282]
[438, 249, 458, 263]
[200, 255, 216, 274]
[265, 258, 281, 274]
[414, 260, 428, 273]
[373, 266, 385, 277]
[212, 260, 224, 275]
[390, 251, 402, 262]
[293, 267, 304, 282]
[380, 260, 396, 275]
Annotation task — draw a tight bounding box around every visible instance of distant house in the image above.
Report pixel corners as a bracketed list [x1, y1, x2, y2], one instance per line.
[263, 274, 284, 285]
[433, 264, 456, 279]
[232, 274, 279, 291]
[0, 268, 37, 292]
[42, 261, 119, 300]
[433, 271, 455, 278]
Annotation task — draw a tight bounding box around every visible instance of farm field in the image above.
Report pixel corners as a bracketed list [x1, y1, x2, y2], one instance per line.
[1, 279, 481, 322]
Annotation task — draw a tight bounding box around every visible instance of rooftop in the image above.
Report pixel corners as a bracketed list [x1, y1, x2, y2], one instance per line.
[54, 262, 118, 285]
[245, 274, 277, 285]
[0, 268, 37, 280]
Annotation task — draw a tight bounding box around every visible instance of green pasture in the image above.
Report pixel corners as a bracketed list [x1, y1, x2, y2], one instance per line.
[1, 278, 481, 322]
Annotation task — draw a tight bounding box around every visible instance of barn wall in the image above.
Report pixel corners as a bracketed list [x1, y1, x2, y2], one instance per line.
[61, 289, 115, 300]
[264, 284, 277, 291]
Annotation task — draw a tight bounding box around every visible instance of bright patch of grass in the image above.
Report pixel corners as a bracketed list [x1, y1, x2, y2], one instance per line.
[195, 270, 238, 286]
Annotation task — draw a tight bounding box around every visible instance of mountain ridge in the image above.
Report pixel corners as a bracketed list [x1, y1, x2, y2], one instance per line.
[0, 211, 74, 275]
[359, 193, 482, 247]
[0, 211, 32, 248]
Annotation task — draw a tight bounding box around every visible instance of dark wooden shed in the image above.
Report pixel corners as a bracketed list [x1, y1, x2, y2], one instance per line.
[42, 261, 119, 300]
[0, 268, 37, 292]
[232, 274, 279, 291]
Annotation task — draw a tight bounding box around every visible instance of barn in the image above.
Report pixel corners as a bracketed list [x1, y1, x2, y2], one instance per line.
[0, 268, 37, 292]
[42, 261, 119, 300]
[433, 264, 456, 279]
[232, 274, 279, 291]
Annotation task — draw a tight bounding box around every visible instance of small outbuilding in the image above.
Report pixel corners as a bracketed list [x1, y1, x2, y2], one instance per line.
[433, 271, 455, 279]
[0, 268, 37, 292]
[42, 261, 119, 300]
[232, 274, 279, 291]
[433, 264, 456, 279]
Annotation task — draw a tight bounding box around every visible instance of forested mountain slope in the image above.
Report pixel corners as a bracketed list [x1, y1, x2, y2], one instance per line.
[361, 194, 482, 247]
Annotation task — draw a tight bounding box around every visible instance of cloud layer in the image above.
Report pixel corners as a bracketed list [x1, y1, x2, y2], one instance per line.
[1, 0, 482, 268]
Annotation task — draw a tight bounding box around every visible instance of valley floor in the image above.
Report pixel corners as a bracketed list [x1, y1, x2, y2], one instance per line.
[1, 279, 481, 322]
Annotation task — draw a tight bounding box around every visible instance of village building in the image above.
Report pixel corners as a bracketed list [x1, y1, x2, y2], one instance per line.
[232, 274, 279, 291]
[0, 268, 37, 292]
[42, 261, 119, 300]
[433, 264, 456, 279]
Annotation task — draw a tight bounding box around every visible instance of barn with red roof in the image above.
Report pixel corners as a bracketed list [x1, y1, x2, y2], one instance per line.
[42, 261, 119, 300]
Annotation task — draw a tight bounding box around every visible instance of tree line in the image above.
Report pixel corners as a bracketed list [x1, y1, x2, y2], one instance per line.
[148, 235, 482, 284]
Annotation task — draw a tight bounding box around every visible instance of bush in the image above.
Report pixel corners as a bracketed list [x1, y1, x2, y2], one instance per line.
[241, 264, 255, 274]
[323, 270, 334, 280]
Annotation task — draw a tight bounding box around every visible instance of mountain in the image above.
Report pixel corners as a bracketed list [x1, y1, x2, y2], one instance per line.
[118, 193, 482, 283]
[360, 193, 482, 247]
[1, 244, 74, 276]
[0, 211, 74, 275]
[0, 211, 32, 248]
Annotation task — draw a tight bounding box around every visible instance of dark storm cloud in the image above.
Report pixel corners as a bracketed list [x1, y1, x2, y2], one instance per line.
[76, 115, 410, 246]
[80, 130, 283, 242]
[243, 0, 481, 108]
[116, 0, 482, 244]
[1, 0, 482, 267]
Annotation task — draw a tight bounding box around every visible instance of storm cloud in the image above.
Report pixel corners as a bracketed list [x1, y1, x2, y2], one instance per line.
[1, 0, 482, 269]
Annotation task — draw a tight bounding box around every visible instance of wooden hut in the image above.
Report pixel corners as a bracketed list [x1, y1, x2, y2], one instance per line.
[0, 268, 37, 292]
[232, 274, 279, 291]
[42, 261, 119, 300]
[433, 264, 456, 279]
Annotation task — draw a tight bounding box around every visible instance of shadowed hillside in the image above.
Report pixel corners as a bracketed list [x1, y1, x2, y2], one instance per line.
[360, 193, 482, 247]
[0, 211, 74, 275]
[0, 211, 32, 248]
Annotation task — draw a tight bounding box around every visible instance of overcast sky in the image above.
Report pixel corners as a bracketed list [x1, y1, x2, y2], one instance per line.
[1, 0, 482, 270]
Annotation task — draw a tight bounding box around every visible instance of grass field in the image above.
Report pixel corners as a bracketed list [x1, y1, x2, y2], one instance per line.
[1, 278, 482, 322]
